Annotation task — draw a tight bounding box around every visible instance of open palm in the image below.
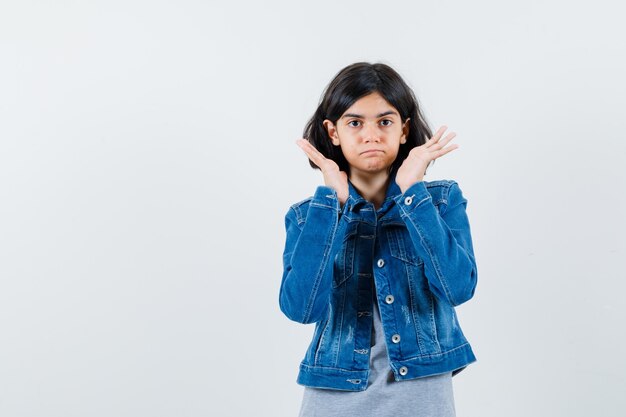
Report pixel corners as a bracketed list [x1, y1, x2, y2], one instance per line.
[396, 126, 459, 194]
[296, 139, 349, 207]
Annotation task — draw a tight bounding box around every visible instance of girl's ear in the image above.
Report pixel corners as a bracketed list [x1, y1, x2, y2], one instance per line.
[400, 118, 410, 144]
[323, 119, 341, 146]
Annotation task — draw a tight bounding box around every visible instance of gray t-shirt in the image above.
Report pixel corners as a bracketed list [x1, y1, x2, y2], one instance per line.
[298, 287, 456, 417]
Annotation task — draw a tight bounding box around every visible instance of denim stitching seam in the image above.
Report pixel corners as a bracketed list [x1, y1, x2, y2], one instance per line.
[400, 203, 457, 306]
[302, 205, 339, 323]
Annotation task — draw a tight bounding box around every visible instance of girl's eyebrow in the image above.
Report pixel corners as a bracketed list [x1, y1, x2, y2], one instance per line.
[341, 110, 399, 119]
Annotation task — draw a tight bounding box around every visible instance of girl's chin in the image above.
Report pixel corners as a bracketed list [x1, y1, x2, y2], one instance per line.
[351, 163, 393, 174]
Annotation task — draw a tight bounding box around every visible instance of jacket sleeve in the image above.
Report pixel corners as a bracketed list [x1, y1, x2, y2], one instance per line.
[278, 186, 349, 324]
[393, 180, 478, 306]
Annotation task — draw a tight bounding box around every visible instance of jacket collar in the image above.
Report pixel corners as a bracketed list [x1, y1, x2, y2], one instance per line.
[346, 167, 402, 215]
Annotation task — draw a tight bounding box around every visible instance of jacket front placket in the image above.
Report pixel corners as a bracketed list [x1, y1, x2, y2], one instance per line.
[344, 175, 402, 370]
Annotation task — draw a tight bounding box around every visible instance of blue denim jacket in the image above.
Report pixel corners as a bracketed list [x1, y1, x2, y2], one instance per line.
[279, 168, 478, 391]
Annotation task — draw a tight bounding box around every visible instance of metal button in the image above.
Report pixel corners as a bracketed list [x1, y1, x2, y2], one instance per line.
[399, 366, 408, 376]
[404, 196, 413, 205]
[385, 295, 394, 304]
[392, 334, 401, 343]
[377, 259, 385, 267]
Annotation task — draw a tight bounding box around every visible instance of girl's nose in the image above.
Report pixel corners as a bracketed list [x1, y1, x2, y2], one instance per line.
[363, 122, 381, 142]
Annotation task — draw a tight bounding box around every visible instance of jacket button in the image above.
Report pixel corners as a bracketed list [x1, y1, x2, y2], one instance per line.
[392, 334, 401, 343]
[404, 196, 413, 205]
[377, 259, 385, 268]
[399, 366, 408, 376]
[385, 295, 394, 304]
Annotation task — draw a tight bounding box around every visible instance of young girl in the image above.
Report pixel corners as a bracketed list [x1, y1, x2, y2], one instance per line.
[279, 62, 478, 417]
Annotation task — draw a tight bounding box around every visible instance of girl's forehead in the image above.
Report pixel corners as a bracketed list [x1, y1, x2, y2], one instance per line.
[341, 93, 400, 118]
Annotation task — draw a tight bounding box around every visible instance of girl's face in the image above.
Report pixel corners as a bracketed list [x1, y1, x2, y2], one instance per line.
[323, 91, 409, 177]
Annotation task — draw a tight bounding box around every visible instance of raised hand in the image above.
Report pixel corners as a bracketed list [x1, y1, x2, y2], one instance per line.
[395, 126, 459, 194]
[296, 139, 349, 208]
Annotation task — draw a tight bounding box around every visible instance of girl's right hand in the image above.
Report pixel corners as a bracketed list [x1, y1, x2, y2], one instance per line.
[296, 139, 349, 208]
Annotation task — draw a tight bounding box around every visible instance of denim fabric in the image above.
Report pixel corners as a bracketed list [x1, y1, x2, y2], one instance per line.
[298, 288, 456, 416]
[279, 168, 478, 391]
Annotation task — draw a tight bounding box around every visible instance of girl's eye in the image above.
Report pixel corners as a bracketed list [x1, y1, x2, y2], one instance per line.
[348, 120, 393, 127]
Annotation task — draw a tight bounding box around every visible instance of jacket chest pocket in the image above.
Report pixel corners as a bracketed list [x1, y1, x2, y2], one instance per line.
[333, 227, 358, 288]
[383, 221, 424, 266]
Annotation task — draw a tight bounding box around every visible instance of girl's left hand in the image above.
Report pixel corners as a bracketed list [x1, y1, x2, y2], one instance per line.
[395, 125, 459, 194]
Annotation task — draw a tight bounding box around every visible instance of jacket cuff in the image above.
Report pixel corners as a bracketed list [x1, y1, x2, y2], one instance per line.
[393, 181, 432, 209]
[311, 186, 341, 212]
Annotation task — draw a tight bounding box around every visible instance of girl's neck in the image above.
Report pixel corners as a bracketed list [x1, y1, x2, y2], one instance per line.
[349, 168, 392, 210]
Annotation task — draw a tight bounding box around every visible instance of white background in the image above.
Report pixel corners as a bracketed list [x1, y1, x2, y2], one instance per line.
[1, 1, 625, 416]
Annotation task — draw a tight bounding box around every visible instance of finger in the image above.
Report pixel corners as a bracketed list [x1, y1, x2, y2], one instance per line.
[296, 139, 328, 167]
[296, 139, 319, 161]
[425, 125, 448, 148]
[429, 132, 456, 150]
[299, 140, 328, 164]
[433, 144, 459, 159]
